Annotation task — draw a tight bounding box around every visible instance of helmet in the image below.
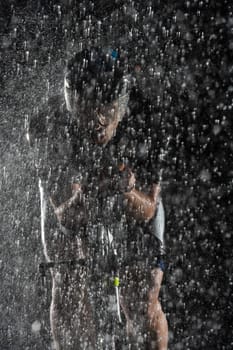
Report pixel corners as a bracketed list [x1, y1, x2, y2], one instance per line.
[64, 47, 131, 114]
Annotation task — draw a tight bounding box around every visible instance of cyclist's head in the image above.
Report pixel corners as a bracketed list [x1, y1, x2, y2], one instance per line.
[65, 47, 130, 114]
[64, 47, 131, 144]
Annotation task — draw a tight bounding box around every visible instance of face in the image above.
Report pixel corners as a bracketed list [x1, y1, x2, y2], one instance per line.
[64, 75, 126, 145]
[93, 101, 120, 145]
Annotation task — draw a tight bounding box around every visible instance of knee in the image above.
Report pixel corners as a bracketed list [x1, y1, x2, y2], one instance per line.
[147, 298, 162, 325]
[147, 279, 165, 329]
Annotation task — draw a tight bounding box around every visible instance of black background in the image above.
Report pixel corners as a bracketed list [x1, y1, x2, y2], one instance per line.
[0, 1, 232, 349]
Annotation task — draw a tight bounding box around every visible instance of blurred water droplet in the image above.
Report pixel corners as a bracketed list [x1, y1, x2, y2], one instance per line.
[212, 125, 221, 135]
[25, 51, 29, 62]
[199, 169, 211, 182]
[31, 320, 41, 333]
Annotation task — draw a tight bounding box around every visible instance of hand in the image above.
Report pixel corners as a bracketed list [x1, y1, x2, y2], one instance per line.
[71, 183, 82, 195]
[50, 183, 87, 230]
[149, 183, 161, 202]
[113, 164, 136, 193]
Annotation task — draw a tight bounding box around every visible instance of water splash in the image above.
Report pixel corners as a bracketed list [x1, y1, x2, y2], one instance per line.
[39, 178, 49, 262]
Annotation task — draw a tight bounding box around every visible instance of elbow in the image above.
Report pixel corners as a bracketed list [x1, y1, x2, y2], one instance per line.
[139, 205, 156, 221]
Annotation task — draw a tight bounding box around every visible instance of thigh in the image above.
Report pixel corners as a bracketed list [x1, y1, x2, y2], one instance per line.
[50, 268, 96, 350]
[120, 263, 150, 329]
[120, 266, 165, 347]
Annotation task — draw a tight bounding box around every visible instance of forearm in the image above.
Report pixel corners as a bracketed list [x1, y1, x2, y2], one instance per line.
[50, 186, 86, 229]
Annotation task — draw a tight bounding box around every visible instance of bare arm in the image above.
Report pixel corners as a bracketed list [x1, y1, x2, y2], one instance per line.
[115, 165, 160, 221]
[50, 184, 87, 230]
[124, 184, 160, 221]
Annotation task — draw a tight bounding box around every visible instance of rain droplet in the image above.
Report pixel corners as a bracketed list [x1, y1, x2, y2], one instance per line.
[31, 320, 41, 333]
[25, 50, 29, 62]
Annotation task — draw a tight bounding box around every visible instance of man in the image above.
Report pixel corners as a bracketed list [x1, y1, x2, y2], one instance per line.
[30, 47, 168, 349]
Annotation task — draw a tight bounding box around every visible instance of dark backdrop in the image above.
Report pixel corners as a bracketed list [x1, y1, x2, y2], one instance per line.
[0, 1, 232, 349]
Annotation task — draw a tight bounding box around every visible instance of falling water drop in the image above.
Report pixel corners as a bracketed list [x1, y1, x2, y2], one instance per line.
[25, 50, 29, 62]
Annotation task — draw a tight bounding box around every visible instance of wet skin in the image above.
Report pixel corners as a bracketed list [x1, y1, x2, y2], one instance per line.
[47, 78, 167, 349]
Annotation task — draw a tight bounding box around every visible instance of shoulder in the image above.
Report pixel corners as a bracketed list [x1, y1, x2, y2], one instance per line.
[121, 87, 159, 136]
[28, 95, 77, 183]
[29, 94, 70, 143]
